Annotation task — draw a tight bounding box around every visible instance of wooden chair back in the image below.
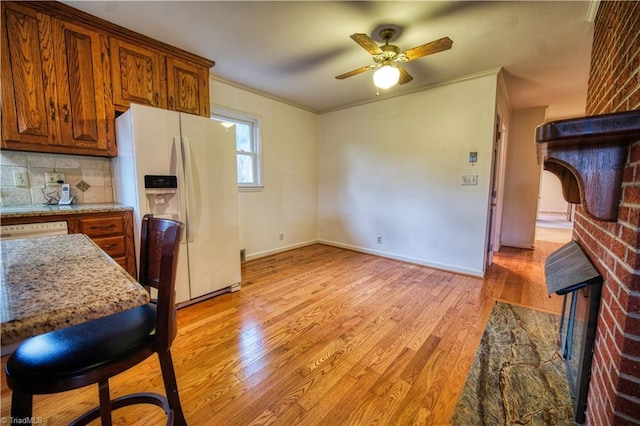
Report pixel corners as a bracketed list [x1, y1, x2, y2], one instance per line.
[139, 214, 183, 352]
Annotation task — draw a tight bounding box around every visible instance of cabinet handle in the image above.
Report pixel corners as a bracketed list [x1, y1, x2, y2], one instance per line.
[169, 96, 174, 109]
[62, 104, 69, 123]
[90, 224, 116, 230]
[155, 93, 159, 106]
[49, 99, 56, 121]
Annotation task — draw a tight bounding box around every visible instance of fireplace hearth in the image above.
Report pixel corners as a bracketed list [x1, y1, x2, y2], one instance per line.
[545, 240, 603, 424]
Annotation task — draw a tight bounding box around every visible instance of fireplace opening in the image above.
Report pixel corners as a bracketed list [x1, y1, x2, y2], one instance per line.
[545, 240, 603, 424]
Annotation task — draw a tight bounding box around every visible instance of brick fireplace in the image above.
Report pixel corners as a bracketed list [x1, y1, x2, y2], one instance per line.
[574, 2, 640, 424]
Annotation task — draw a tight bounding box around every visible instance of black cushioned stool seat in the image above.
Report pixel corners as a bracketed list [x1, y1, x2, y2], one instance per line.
[7, 304, 156, 386]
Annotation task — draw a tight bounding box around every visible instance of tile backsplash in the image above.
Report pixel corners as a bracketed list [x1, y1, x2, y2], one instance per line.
[0, 151, 113, 206]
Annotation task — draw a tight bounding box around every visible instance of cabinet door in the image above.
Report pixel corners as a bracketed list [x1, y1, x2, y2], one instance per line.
[110, 37, 166, 110]
[1, 3, 60, 148]
[166, 57, 210, 117]
[52, 19, 115, 154]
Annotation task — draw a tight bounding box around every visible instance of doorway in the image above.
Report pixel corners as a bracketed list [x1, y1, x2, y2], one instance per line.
[535, 169, 573, 244]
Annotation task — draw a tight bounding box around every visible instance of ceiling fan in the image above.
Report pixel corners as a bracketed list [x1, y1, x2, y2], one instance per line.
[335, 28, 453, 89]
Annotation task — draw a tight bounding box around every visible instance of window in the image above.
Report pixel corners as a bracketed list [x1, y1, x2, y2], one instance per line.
[212, 108, 262, 189]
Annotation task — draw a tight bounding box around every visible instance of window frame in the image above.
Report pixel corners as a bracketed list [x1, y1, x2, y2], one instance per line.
[211, 106, 263, 191]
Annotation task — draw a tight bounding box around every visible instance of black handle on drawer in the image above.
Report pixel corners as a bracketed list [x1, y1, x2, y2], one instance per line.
[89, 224, 116, 230]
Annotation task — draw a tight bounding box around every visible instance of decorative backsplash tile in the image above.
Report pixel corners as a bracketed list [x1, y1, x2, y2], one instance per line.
[0, 151, 114, 206]
[76, 180, 91, 192]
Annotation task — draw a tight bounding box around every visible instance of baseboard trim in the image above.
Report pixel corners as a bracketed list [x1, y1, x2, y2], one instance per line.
[318, 239, 484, 278]
[245, 240, 319, 261]
[501, 242, 535, 249]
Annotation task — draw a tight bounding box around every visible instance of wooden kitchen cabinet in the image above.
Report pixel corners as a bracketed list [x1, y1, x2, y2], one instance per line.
[111, 39, 211, 117]
[1, 210, 137, 278]
[166, 56, 210, 117]
[1, 3, 59, 149]
[1, 0, 214, 157]
[75, 213, 136, 275]
[110, 37, 166, 112]
[1, 2, 116, 156]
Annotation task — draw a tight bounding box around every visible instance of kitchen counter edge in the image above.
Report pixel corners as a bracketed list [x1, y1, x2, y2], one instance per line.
[0, 203, 133, 219]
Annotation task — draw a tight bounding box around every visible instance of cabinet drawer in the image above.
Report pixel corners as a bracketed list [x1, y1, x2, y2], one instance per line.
[93, 236, 126, 258]
[77, 217, 123, 237]
[113, 256, 128, 271]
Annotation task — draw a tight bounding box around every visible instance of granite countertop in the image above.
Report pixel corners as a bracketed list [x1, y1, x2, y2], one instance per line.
[0, 203, 133, 219]
[1, 233, 149, 348]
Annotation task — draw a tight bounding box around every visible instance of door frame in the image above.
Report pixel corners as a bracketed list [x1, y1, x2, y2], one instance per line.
[486, 110, 508, 267]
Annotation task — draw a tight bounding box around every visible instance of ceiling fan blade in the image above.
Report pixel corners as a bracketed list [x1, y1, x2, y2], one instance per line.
[335, 64, 376, 80]
[350, 33, 383, 55]
[398, 66, 413, 85]
[403, 37, 453, 61]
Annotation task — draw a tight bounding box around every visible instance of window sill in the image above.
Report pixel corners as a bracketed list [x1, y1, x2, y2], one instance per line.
[239, 186, 264, 193]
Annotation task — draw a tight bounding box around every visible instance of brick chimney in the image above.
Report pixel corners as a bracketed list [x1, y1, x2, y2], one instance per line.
[575, 2, 640, 424]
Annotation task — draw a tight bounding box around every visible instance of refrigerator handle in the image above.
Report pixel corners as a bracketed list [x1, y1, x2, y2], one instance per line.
[173, 136, 187, 244]
[181, 137, 199, 243]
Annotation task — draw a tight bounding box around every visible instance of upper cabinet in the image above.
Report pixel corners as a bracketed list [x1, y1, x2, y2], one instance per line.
[166, 57, 210, 117]
[1, 2, 115, 156]
[1, 3, 57, 149]
[52, 18, 115, 154]
[110, 39, 210, 117]
[1, 1, 214, 157]
[110, 37, 166, 111]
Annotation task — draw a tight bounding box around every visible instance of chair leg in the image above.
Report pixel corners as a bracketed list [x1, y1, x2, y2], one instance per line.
[158, 350, 187, 426]
[11, 390, 33, 424]
[98, 379, 113, 426]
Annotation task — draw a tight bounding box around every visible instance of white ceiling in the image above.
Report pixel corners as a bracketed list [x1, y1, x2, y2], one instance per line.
[62, 1, 596, 119]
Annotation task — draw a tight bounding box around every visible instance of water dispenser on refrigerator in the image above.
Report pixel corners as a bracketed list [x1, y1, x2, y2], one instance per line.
[144, 175, 179, 220]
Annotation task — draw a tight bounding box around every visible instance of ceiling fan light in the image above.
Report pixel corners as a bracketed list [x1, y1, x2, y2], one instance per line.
[373, 65, 400, 89]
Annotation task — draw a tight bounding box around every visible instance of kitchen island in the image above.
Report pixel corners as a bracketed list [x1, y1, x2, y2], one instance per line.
[1, 233, 149, 352]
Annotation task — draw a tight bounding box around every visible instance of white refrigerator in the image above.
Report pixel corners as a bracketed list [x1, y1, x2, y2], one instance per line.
[113, 104, 241, 305]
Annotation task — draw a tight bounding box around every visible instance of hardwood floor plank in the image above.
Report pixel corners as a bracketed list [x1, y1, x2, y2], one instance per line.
[1, 237, 568, 425]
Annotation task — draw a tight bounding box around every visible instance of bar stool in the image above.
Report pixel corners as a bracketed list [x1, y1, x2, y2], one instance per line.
[5, 214, 187, 425]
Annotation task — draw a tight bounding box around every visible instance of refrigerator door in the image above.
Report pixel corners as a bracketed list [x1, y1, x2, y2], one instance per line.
[114, 104, 191, 304]
[179, 113, 241, 298]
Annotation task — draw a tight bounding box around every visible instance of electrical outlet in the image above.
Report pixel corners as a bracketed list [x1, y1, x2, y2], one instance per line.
[377, 235, 382, 244]
[45, 172, 66, 186]
[461, 175, 478, 186]
[279, 232, 284, 241]
[13, 171, 29, 187]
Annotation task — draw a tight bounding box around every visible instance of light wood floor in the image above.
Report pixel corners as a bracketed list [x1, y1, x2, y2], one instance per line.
[1, 234, 568, 425]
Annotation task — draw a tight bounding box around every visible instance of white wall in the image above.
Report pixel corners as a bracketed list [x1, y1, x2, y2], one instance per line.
[538, 170, 568, 213]
[501, 107, 547, 248]
[318, 73, 498, 276]
[210, 79, 320, 259]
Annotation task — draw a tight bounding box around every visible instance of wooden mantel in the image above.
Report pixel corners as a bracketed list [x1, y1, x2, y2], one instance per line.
[535, 110, 640, 222]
